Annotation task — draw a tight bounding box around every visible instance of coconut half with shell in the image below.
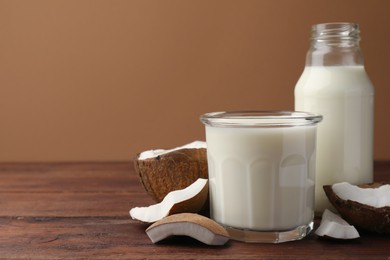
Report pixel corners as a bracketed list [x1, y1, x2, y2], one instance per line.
[134, 141, 208, 203]
[323, 182, 390, 234]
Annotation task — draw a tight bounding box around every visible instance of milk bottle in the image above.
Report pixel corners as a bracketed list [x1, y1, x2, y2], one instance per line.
[294, 23, 374, 213]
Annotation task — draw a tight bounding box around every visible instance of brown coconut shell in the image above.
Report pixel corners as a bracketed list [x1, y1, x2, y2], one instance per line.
[146, 213, 229, 245]
[134, 148, 208, 203]
[323, 183, 390, 234]
[146, 213, 229, 238]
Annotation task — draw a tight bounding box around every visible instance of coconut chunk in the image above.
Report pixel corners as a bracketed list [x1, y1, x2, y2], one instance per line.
[134, 141, 208, 203]
[324, 182, 390, 234]
[130, 178, 208, 223]
[332, 182, 390, 208]
[138, 141, 206, 160]
[315, 209, 360, 239]
[146, 213, 229, 246]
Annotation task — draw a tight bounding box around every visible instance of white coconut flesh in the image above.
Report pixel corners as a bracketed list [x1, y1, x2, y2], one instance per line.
[138, 141, 206, 160]
[146, 213, 230, 246]
[315, 209, 360, 239]
[146, 221, 229, 245]
[332, 182, 390, 208]
[130, 178, 208, 223]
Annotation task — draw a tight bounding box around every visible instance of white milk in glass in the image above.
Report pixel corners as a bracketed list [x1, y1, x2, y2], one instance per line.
[295, 66, 374, 213]
[205, 124, 317, 232]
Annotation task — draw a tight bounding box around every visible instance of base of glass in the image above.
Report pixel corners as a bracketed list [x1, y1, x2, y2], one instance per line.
[225, 221, 313, 243]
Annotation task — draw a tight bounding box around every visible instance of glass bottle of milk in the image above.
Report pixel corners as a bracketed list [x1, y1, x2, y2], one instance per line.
[294, 23, 374, 214]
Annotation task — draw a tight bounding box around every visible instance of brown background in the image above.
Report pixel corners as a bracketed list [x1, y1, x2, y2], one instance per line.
[1, 0, 389, 162]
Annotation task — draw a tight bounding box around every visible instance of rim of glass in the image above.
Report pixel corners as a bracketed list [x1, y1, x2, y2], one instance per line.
[200, 111, 323, 127]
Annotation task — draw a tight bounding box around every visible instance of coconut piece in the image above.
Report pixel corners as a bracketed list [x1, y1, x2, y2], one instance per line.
[324, 182, 390, 234]
[315, 209, 360, 239]
[146, 213, 230, 246]
[332, 182, 390, 208]
[134, 141, 208, 203]
[130, 178, 208, 223]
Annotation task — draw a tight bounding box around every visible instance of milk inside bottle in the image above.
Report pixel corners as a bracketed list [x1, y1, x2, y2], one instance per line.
[294, 23, 374, 213]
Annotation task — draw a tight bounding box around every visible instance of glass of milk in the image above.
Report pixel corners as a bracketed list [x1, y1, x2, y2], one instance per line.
[200, 111, 322, 243]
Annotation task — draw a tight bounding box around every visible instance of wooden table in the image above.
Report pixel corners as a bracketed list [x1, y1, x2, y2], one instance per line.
[0, 161, 389, 259]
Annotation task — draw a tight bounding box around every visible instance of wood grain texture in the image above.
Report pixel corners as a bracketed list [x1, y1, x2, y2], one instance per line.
[0, 161, 389, 259]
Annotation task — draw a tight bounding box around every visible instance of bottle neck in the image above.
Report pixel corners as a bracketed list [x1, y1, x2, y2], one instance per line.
[306, 23, 364, 66]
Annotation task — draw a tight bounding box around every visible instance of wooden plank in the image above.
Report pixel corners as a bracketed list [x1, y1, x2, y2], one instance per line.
[0, 161, 388, 193]
[1, 161, 388, 218]
[0, 161, 138, 193]
[0, 192, 153, 217]
[0, 161, 389, 259]
[0, 217, 388, 259]
[0, 162, 154, 217]
[374, 161, 390, 182]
